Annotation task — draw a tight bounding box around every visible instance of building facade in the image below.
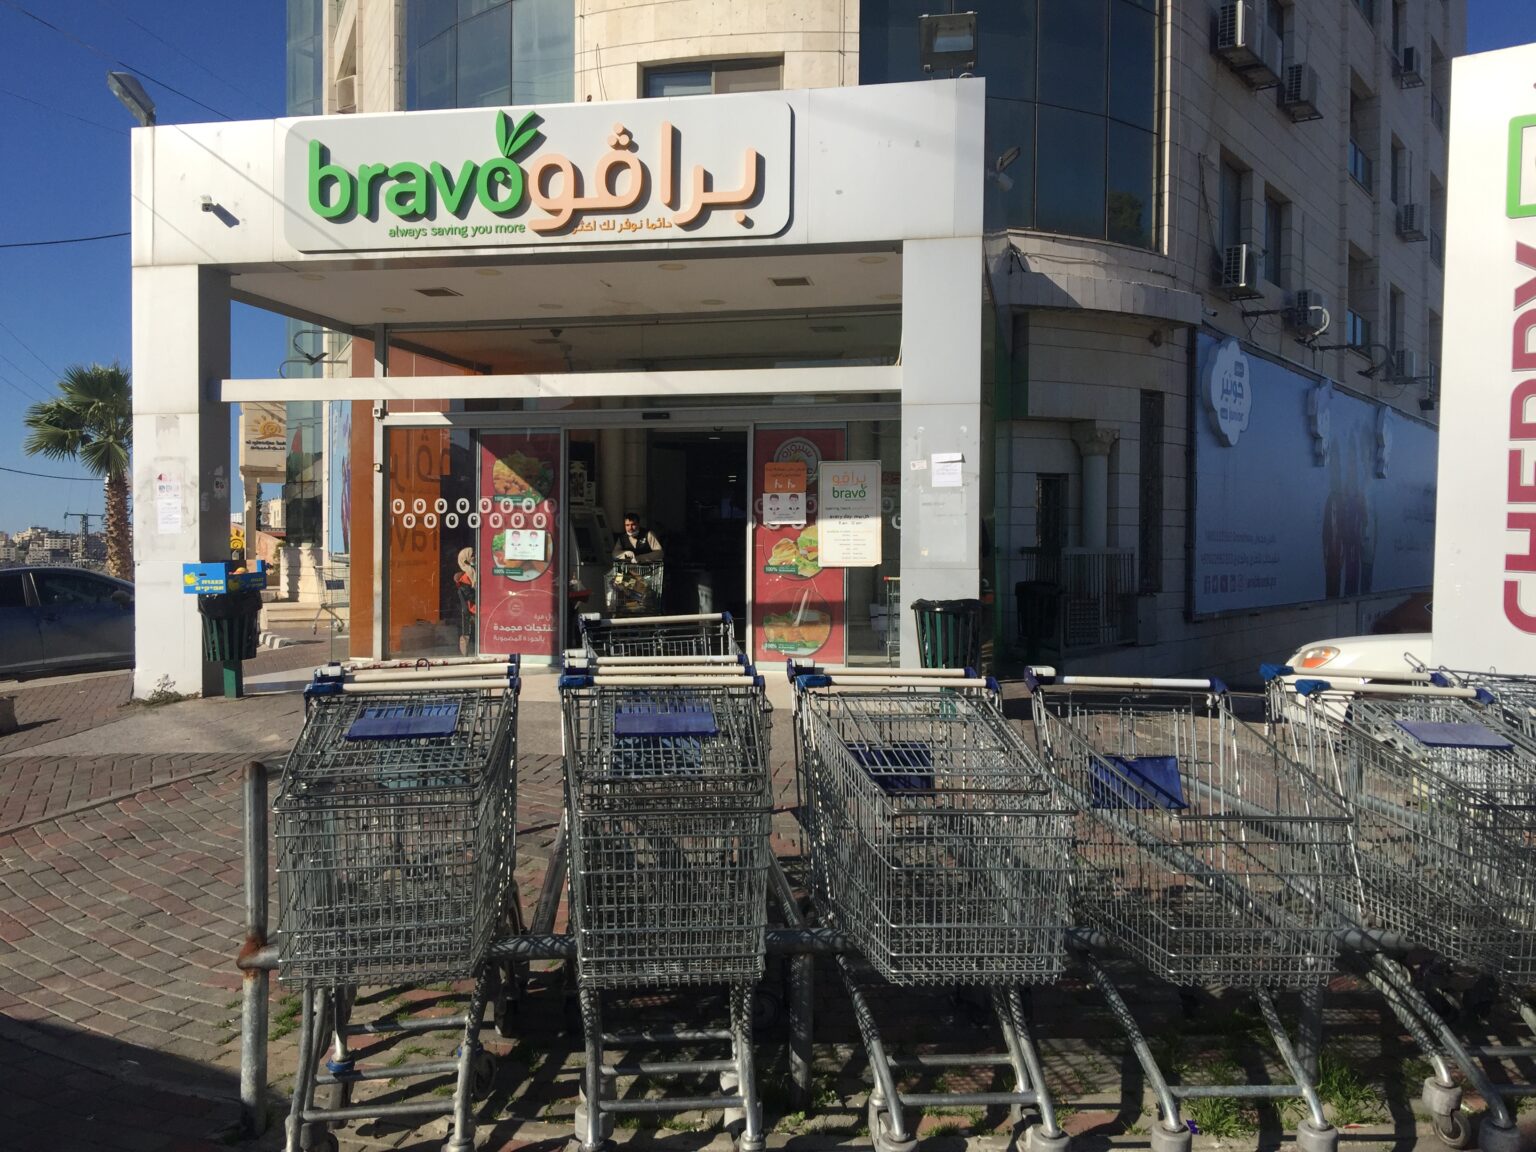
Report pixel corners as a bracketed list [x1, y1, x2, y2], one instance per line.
[292, 0, 1462, 680]
[129, 1, 1461, 694]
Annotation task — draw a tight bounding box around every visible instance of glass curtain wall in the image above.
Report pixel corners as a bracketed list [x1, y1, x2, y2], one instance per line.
[406, 0, 573, 110]
[861, 0, 1160, 248]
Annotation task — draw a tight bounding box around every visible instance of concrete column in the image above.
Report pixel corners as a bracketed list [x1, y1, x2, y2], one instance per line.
[899, 237, 984, 659]
[599, 426, 625, 527]
[1071, 422, 1119, 551]
[131, 265, 232, 699]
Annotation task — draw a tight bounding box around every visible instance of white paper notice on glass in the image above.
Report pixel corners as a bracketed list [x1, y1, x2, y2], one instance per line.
[155, 471, 183, 534]
[931, 452, 964, 488]
[505, 528, 547, 561]
[818, 460, 882, 568]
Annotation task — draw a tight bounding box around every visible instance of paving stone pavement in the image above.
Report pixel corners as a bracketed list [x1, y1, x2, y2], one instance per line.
[1, 670, 1532, 1152]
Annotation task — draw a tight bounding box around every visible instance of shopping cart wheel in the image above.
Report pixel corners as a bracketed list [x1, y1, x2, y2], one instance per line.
[1430, 1110, 1473, 1150]
[1025, 1124, 1071, 1152]
[871, 1110, 918, 1152]
[1147, 1121, 1191, 1152]
[1294, 1119, 1338, 1152]
[301, 1132, 339, 1152]
[493, 962, 527, 1038]
[471, 1049, 498, 1099]
[1476, 1118, 1523, 1152]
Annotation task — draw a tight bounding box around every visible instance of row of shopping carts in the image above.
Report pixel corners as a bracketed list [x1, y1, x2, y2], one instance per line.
[265, 619, 1536, 1152]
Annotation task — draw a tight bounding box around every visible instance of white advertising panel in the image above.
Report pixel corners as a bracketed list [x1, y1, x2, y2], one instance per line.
[283, 99, 793, 253]
[1192, 334, 1436, 616]
[241, 402, 287, 472]
[819, 461, 882, 567]
[1434, 45, 1536, 673]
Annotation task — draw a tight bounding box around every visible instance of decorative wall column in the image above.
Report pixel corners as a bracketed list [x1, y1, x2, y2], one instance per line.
[131, 265, 232, 699]
[1071, 421, 1119, 551]
[899, 237, 984, 658]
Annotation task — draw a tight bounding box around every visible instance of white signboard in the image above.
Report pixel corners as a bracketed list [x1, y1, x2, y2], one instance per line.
[1434, 45, 1536, 673]
[819, 461, 882, 567]
[283, 99, 793, 253]
[241, 402, 287, 472]
[504, 528, 547, 562]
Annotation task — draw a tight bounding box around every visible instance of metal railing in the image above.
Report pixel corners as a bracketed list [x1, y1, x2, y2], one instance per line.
[1014, 547, 1137, 654]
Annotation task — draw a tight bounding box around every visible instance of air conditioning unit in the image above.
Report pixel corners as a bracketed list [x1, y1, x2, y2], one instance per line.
[1395, 45, 1424, 88]
[1221, 243, 1263, 299]
[1280, 63, 1323, 121]
[1287, 288, 1331, 335]
[1214, 2, 1282, 88]
[334, 74, 357, 113]
[1394, 348, 1421, 380]
[1397, 202, 1428, 241]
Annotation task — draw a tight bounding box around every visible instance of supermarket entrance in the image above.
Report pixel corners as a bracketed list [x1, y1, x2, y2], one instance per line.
[568, 428, 749, 624]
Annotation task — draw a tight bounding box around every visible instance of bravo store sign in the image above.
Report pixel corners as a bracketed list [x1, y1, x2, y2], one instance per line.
[1433, 45, 1536, 673]
[283, 98, 792, 252]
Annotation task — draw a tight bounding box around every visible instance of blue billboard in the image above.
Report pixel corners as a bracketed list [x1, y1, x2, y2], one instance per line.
[1191, 333, 1437, 617]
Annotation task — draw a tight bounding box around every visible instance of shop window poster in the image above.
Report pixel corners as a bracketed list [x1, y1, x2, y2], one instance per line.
[478, 434, 562, 657]
[752, 429, 846, 664]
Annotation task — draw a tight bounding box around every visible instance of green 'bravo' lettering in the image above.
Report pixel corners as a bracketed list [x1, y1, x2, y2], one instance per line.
[431, 160, 477, 215]
[385, 162, 429, 217]
[308, 140, 353, 218]
[356, 163, 390, 218]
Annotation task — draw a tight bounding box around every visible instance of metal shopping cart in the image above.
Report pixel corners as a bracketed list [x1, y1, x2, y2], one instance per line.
[606, 560, 664, 617]
[577, 610, 741, 661]
[1029, 670, 1351, 1152]
[1265, 670, 1536, 1152]
[274, 663, 520, 1152]
[1423, 665, 1536, 744]
[791, 664, 1074, 1152]
[560, 663, 773, 1152]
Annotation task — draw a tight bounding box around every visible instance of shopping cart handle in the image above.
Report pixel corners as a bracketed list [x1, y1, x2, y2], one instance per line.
[559, 673, 594, 689]
[794, 673, 834, 691]
[1293, 678, 1332, 697]
[1260, 663, 1294, 682]
[1429, 671, 1452, 688]
[1022, 666, 1053, 693]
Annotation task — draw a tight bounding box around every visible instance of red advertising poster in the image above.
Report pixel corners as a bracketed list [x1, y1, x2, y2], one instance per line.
[752, 428, 847, 666]
[478, 433, 562, 658]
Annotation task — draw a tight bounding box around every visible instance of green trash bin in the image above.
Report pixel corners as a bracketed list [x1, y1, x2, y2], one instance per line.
[911, 598, 983, 671]
[198, 590, 262, 695]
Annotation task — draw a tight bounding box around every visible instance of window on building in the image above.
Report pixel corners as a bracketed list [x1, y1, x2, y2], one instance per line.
[1354, 0, 1375, 25]
[1388, 285, 1405, 356]
[1391, 0, 1406, 53]
[1036, 474, 1068, 552]
[643, 59, 783, 98]
[1430, 175, 1446, 267]
[1263, 193, 1285, 285]
[1266, 0, 1286, 62]
[1429, 43, 1448, 135]
[1219, 161, 1245, 253]
[1138, 390, 1164, 593]
[861, 0, 1161, 250]
[1390, 140, 1405, 205]
[405, 0, 573, 110]
[1347, 254, 1375, 351]
[1348, 92, 1374, 192]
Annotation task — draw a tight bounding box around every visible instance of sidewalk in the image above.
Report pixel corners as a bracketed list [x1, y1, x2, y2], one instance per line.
[0, 648, 1529, 1152]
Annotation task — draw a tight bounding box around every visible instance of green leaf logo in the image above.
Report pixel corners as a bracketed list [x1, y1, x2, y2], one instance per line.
[496, 110, 542, 159]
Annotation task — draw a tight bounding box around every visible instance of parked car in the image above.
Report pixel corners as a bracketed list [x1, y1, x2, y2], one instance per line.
[0, 567, 134, 680]
[1282, 632, 1433, 679]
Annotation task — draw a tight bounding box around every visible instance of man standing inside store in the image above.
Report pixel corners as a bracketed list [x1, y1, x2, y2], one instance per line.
[613, 513, 663, 563]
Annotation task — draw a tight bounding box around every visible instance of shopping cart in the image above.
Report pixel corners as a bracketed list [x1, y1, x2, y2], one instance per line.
[577, 610, 741, 661]
[1422, 665, 1536, 744]
[605, 560, 664, 617]
[792, 664, 1074, 1152]
[1029, 670, 1350, 1152]
[274, 664, 520, 1152]
[560, 663, 773, 1152]
[1265, 670, 1536, 1152]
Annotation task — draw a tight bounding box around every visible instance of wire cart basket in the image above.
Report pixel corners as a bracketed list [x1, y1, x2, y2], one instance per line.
[274, 666, 520, 1152]
[560, 663, 773, 1152]
[792, 665, 1075, 1152]
[577, 610, 741, 661]
[1029, 670, 1351, 1152]
[1265, 670, 1536, 1152]
[605, 560, 664, 617]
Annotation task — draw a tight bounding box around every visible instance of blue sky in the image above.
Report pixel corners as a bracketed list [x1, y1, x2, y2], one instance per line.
[0, 1, 1532, 535]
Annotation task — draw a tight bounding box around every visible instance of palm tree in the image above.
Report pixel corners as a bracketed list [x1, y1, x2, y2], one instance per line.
[24, 363, 133, 580]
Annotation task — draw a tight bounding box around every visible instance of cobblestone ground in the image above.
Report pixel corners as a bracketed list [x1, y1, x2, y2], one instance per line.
[2, 671, 1534, 1152]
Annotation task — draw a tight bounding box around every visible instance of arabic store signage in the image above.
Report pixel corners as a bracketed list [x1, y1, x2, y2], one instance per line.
[283, 99, 792, 252]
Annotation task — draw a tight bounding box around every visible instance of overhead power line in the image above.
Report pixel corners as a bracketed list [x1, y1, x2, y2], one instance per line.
[0, 463, 96, 482]
[0, 0, 235, 121]
[0, 231, 129, 250]
[97, 0, 275, 117]
[0, 318, 61, 382]
[0, 84, 128, 135]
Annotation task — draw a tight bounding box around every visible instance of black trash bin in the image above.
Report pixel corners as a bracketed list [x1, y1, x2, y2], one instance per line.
[197, 590, 262, 696]
[910, 598, 983, 671]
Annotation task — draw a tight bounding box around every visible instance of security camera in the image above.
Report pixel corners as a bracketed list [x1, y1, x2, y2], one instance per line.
[1204, 307, 1220, 318]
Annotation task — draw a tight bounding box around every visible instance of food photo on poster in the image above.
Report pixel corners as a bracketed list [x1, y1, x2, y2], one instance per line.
[752, 429, 846, 663]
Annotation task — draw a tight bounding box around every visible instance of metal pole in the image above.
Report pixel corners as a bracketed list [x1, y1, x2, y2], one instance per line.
[239, 760, 270, 1137]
